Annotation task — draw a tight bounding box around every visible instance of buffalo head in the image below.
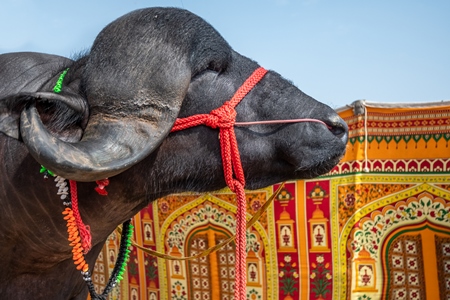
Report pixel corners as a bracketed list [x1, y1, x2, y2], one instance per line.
[2, 7, 347, 191]
[0, 7, 349, 299]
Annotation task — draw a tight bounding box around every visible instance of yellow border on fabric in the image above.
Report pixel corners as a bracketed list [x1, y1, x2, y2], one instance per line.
[330, 174, 450, 300]
[152, 200, 168, 300]
[155, 187, 278, 300]
[265, 186, 280, 300]
[131, 213, 148, 300]
[121, 267, 129, 300]
[296, 180, 310, 300]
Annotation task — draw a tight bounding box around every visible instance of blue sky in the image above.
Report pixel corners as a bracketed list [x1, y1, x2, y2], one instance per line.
[1, 0, 449, 109]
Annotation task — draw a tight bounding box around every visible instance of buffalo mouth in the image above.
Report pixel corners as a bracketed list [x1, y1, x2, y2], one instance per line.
[244, 138, 347, 190]
[292, 151, 344, 179]
[287, 122, 348, 177]
[285, 132, 348, 179]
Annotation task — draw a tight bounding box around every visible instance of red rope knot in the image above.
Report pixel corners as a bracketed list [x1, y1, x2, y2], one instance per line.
[205, 101, 237, 129]
[229, 178, 245, 194]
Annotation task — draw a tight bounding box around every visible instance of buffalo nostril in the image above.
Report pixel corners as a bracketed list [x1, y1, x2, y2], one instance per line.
[327, 118, 348, 141]
[330, 125, 345, 137]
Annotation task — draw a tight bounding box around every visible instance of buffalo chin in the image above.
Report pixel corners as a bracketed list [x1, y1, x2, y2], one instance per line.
[244, 152, 344, 191]
[294, 154, 343, 179]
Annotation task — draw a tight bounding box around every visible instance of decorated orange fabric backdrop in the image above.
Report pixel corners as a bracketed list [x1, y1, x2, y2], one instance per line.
[91, 100, 450, 300]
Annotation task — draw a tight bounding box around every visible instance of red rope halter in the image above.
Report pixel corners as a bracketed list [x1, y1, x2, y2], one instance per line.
[173, 66, 329, 299]
[171, 67, 267, 299]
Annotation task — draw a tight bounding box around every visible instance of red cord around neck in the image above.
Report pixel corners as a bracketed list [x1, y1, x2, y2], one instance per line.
[69, 180, 92, 253]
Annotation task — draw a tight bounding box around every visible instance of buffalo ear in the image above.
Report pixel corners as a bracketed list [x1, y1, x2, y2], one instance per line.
[0, 95, 25, 139]
[0, 90, 88, 142]
[0, 52, 81, 140]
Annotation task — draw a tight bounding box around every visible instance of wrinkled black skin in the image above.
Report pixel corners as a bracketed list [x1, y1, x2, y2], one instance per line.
[0, 7, 347, 299]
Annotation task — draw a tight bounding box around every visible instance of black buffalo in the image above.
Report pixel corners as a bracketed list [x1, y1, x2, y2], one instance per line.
[0, 7, 347, 299]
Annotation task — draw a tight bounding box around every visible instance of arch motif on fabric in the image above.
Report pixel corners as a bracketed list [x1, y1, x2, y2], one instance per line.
[185, 225, 235, 300]
[349, 191, 450, 259]
[155, 191, 277, 300]
[348, 190, 450, 298]
[166, 201, 237, 252]
[379, 222, 450, 299]
[331, 176, 450, 299]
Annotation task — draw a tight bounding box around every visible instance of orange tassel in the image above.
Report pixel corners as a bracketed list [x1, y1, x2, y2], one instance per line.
[73, 253, 84, 262]
[82, 264, 89, 272]
[76, 261, 87, 270]
[69, 240, 81, 247]
[63, 207, 90, 274]
[72, 247, 82, 254]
